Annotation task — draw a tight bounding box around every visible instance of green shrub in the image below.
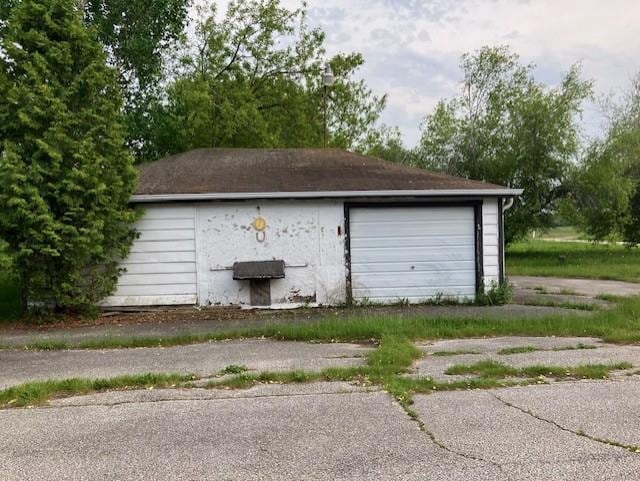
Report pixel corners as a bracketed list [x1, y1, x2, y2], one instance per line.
[477, 280, 513, 306]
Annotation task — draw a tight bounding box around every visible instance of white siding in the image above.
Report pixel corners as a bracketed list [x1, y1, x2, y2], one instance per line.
[482, 198, 500, 288]
[195, 200, 347, 306]
[349, 206, 477, 303]
[102, 204, 198, 306]
[104, 196, 505, 308]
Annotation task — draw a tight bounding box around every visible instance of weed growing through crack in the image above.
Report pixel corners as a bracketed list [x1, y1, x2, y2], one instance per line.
[445, 360, 631, 380]
[431, 350, 482, 357]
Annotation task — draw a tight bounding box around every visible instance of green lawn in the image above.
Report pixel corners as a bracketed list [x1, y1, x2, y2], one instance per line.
[536, 226, 587, 241]
[507, 240, 640, 283]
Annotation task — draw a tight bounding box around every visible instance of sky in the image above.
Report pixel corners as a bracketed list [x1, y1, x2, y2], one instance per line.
[211, 0, 640, 147]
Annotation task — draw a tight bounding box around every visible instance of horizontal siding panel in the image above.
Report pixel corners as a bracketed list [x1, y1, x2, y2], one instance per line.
[137, 229, 195, 242]
[140, 205, 195, 220]
[121, 262, 196, 275]
[484, 245, 499, 257]
[118, 272, 196, 287]
[484, 266, 499, 277]
[102, 294, 197, 307]
[483, 224, 498, 235]
[126, 251, 196, 264]
[110, 204, 197, 306]
[482, 200, 498, 215]
[136, 218, 195, 231]
[114, 283, 197, 297]
[130, 239, 195, 253]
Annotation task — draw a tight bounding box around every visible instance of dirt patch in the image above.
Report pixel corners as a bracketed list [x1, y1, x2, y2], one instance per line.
[2, 305, 336, 331]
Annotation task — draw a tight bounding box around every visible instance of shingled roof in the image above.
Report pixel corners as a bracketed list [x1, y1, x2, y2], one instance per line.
[133, 148, 520, 200]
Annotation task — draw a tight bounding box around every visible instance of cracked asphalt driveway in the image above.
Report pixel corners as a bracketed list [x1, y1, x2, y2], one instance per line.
[2, 377, 640, 479]
[3, 337, 640, 480]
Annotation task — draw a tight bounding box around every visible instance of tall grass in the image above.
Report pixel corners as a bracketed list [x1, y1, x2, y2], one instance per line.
[507, 240, 640, 282]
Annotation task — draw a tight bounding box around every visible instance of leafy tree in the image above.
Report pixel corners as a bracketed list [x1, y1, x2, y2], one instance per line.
[136, 0, 386, 162]
[81, 0, 190, 89]
[566, 74, 640, 243]
[0, 0, 138, 312]
[562, 143, 634, 240]
[363, 125, 418, 165]
[2, 0, 191, 156]
[415, 46, 593, 241]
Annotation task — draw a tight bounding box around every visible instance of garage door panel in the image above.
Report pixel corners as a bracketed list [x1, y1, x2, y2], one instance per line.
[350, 235, 475, 249]
[352, 271, 475, 288]
[351, 248, 475, 264]
[350, 222, 474, 238]
[350, 208, 474, 223]
[349, 206, 477, 303]
[351, 260, 475, 274]
[352, 286, 476, 301]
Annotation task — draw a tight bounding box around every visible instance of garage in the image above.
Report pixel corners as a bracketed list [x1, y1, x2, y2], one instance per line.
[348, 205, 479, 303]
[106, 148, 520, 308]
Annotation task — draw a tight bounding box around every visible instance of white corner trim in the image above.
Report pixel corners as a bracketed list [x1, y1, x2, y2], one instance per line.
[131, 189, 523, 203]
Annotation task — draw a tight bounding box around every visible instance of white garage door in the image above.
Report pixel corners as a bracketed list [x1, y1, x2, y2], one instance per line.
[102, 204, 198, 307]
[349, 206, 477, 303]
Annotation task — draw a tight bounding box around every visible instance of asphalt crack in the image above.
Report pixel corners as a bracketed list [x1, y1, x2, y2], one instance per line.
[40, 386, 377, 409]
[397, 401, 505, 472]
[492, 393, 640, 455]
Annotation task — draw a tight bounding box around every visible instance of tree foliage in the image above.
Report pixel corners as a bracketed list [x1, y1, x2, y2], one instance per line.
[81, 0, 190, 90]
[565, 74, 640, 243]
[134, 0, 386, 162]
[0, 0, 138, 312]
[415, 46, 593, 241]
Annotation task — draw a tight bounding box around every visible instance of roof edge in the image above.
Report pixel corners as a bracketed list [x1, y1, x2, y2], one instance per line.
[131, 189, 523, 203]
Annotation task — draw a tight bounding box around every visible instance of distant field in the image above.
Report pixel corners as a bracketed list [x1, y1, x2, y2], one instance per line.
[535, 226, 587, 241]
[507, 240, 640, 283]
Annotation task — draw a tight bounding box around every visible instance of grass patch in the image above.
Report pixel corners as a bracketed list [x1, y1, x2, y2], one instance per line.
[221, 364, 248, 375]
[553, 343, 597, 351]
[431, 349, 482, 357]
[497, 345, 539, 355]
[445, 360, 631, 380]
[8, 296, 640, 351]
[0, 372, 195, 408]
[445, 360, 518, 378]
[507, 240, 640, 282]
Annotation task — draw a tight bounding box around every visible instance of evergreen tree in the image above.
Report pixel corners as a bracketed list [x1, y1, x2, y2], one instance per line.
[0, 0, 138, 312]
